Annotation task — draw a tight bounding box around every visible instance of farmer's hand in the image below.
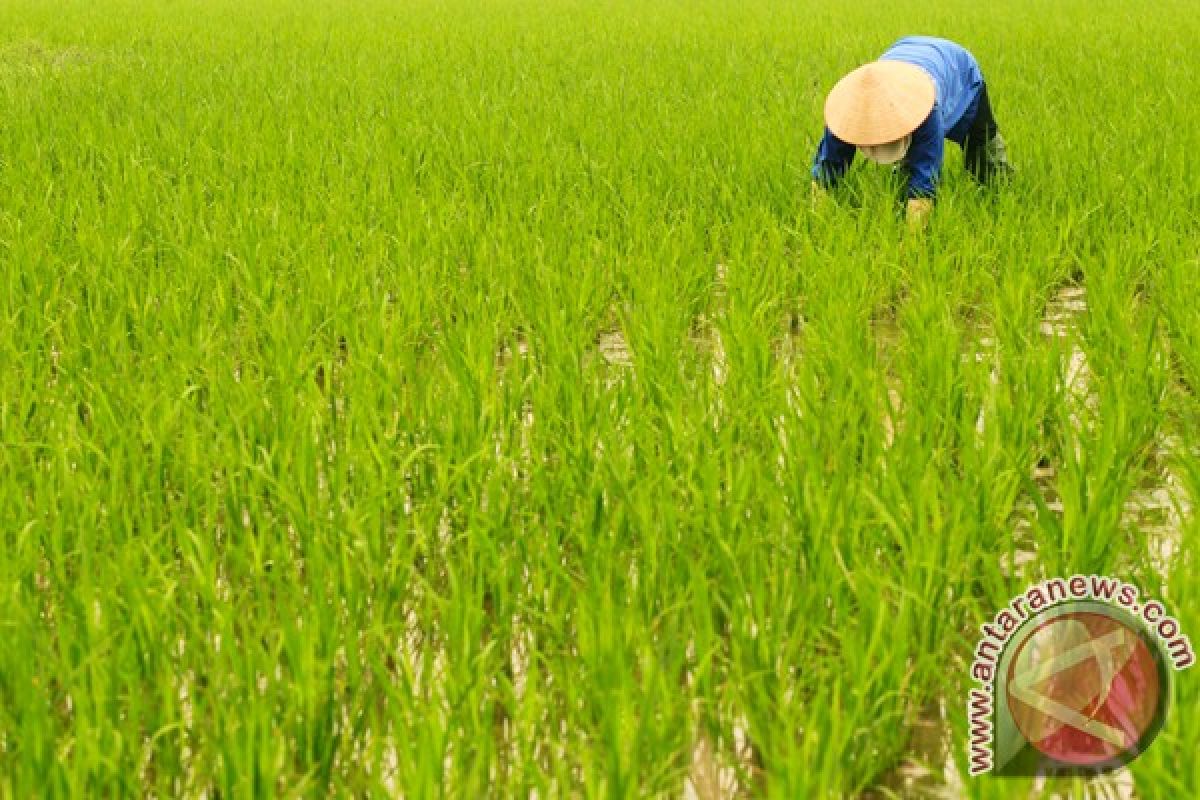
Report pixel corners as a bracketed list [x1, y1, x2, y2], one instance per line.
[906, 197, 933, 232]
[810, 180, 828, 208]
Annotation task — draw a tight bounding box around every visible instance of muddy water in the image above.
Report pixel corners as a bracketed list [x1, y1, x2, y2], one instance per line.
[1004, 285, 1095, 579]
[688, 314, 728, 389]
[1002, 286, 1147, 798]
[860, 700, 965, 800]
[1125, 431, 1189, 585]
[1002, 286, 1090, 579]
[1036, 770, 1136, 800]
[1000, 285, 1187, 799]
[867, 284, 1161, 798]
[680, 267, 759, 799]
[1030, 285, 1187, 585]
[683, 719, 756, 800]
[596, 329, 633, 369]
[869, 315, 904, 450]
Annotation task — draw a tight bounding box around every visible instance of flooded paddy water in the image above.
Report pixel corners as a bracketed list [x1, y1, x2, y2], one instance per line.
[860, 280, 1191, 799]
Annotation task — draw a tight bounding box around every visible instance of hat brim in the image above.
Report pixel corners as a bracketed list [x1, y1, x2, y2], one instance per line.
[824, 61, 935, 146]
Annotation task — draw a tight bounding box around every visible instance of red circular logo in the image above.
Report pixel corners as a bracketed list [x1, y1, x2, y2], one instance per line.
[1005, 611, 1163, 766]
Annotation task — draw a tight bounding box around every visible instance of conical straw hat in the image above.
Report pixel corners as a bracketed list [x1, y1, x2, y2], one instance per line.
[823, 61, 935, 146]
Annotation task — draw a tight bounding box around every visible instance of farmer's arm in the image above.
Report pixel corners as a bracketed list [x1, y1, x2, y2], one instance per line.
[904, 112, 943, 228]
[811, 127, 856, 191]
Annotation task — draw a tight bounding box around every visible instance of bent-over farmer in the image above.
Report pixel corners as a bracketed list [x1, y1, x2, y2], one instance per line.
[810, 36, 1012, 228]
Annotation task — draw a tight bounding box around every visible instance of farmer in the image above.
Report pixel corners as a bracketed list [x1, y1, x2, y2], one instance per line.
[810, 36, 1012, 228]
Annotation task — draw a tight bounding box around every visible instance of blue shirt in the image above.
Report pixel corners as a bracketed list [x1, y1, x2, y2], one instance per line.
[811, 36, 985, 198]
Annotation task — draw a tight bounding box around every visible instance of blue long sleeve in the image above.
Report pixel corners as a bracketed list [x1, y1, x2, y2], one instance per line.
[903, 110, 943, 198]
[811, 126, 856, 187]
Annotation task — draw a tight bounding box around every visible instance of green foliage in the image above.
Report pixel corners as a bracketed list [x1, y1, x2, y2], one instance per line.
[0, 0, 1197, 796]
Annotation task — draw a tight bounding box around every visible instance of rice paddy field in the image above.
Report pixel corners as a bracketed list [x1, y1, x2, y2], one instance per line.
[2, 0, 1199, 796]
